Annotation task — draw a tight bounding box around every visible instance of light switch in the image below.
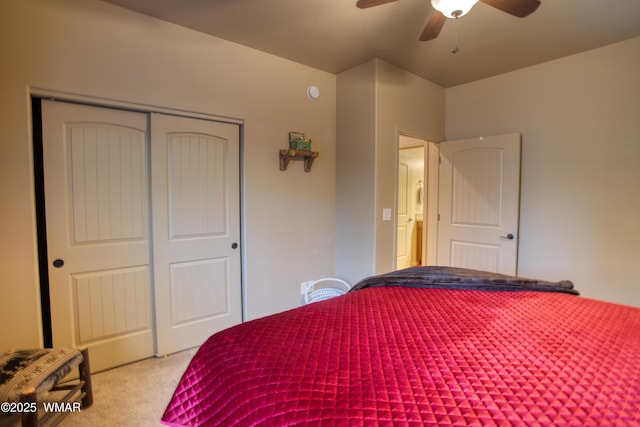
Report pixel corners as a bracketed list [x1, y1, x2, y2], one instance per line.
[382, 208, 392, 221]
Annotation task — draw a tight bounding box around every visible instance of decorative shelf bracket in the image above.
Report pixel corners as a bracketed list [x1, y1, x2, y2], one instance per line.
[279, 149, 319, 172]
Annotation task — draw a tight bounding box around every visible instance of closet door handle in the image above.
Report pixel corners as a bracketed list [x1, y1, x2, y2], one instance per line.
[499, 233, 515, 240]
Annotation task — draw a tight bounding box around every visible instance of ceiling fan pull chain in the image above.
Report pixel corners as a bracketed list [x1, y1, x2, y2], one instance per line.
[451, 18, 460, 54]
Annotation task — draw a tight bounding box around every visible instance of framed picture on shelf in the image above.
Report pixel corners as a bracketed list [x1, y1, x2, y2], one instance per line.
[288, 132, 305, 143]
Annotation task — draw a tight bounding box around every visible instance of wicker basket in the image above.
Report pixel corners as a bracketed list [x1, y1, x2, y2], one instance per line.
[304, 278, 351, 304]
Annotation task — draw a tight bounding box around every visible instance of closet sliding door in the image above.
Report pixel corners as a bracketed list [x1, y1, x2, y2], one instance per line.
[43, 100, 154, 371]
[41, 101, 241, 371]
[151, 113, 242, 356]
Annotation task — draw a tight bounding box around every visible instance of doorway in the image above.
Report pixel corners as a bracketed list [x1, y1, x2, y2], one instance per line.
[396, 135, 438, 270]
[397, 146, 424, 269]
[395, 133, 521, 274]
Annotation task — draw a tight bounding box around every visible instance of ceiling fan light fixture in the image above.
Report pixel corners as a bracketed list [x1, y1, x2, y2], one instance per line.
[431, 0, 479, 18]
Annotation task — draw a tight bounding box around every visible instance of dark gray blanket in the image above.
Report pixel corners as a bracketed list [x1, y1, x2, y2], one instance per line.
[349, 266, 579, 295]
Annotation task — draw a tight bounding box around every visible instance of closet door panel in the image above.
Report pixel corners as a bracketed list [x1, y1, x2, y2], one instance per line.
[151, 113, 242, 355]
[42, 100, 154, 371]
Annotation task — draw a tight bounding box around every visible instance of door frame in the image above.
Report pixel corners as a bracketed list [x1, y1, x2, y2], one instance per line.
[30, 88, 246, 348]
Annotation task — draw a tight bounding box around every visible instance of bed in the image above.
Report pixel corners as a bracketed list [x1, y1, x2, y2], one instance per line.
[161, 266, 640, 426]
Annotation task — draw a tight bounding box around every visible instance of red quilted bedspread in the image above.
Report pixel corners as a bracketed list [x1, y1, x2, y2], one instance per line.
[162, 285, 640, 426]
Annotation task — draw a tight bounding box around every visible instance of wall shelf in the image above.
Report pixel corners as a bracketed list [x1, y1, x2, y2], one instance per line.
[279, 149, 319, 172]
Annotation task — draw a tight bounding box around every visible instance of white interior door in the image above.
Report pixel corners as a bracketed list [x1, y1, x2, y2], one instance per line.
[151, 113, 242, 355]
[437, 133, 521, 275]
[396, 158, 412, 269]
[43, 100, 154, 371]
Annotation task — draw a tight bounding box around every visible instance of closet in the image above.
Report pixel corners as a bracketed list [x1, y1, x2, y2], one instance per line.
[40, 100, 241, 371]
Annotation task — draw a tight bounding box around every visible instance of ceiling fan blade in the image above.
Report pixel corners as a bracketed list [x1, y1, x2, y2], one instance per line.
[420, 11, 447, 41]
[479, 0, 541, 18]
[356, 0, 399, 9]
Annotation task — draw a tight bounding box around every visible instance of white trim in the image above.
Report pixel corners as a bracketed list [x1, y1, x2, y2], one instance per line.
[29, 86, 244, 125]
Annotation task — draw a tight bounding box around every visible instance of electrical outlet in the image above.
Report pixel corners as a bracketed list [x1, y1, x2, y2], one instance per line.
[300, 281, 308, 295]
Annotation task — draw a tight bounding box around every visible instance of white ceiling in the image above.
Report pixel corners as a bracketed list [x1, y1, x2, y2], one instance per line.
[101, 0, 640, 87]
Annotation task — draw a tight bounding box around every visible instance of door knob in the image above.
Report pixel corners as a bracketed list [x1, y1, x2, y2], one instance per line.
[231, 242, 238, 249]
[499, 233, 515, 240]
[52, 259, 65, 268]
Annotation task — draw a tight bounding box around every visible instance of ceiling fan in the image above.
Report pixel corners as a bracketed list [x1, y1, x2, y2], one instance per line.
[356, 0, 541, 41]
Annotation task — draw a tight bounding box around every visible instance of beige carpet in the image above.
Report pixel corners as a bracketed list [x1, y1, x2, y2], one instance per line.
[59, 348, 198, 427]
